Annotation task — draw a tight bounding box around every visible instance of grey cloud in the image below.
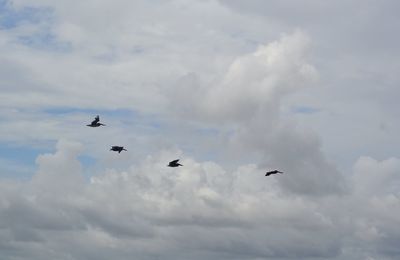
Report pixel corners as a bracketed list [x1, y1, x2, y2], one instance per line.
[78, 207, 155, 239]
[0, 140, 345, 259]
[266, 126, 347, 196]
[1, 1, 400, 259]
[352, 156, 400, 195]
[167, 31, 343, 196]
[1, 140, 398, 259]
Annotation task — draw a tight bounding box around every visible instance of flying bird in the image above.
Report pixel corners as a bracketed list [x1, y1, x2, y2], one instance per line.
[87, 115, 105, 127]
[110, 146, 127, 153]
[168, 159, 183, 167]
[265, 170, 283, 176]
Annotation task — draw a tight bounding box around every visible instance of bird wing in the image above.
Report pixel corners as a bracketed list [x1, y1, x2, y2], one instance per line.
[171, 159, 180, 164]
[265, 170, 283, 176]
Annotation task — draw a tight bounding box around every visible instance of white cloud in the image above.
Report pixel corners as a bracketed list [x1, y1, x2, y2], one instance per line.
[167, 31, 342, 196]
[32, 139, 85, 194]
[0, 139, 399, 259]
[0, 140, 336, 259]
[353, 156, 400, 195]
[1, 0, 400, 259]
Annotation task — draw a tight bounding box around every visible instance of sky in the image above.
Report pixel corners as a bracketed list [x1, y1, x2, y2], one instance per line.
[0, 0, 400, 259]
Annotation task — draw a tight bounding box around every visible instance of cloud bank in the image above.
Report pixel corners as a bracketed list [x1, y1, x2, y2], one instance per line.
[1, 139, 399, 260]
[1, 1, 400, 259]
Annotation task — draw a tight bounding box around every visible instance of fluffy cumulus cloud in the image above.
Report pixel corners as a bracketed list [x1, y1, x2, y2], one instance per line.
[0, 140, 399, 260]
[170, 31, 344, 196]
[1, 0, 400, 259]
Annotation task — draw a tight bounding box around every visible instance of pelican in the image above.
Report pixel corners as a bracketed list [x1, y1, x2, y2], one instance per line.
[87, 115, 105, 127]
[168, 159, 183, 167]
[110, 146, 127, 153]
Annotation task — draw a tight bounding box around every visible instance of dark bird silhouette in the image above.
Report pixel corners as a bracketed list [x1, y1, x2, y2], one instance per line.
[265, 170, 283, 176]
[110, 146, 127, 153]
[168, 159, 183, 167]
[87, 115, 105, 127]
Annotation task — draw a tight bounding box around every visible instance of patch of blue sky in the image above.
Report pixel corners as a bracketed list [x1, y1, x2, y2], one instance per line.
[0, 0, 52, 29]
[0, 142, 50, 180]
[0, 158, 35, 181]
[0, 142, 49, 165]
[44, 106, 165, 131]
[44, 107, 138, 118]
[49, 107, 152, 128]
[18, 33, 71, 52]
[44, 107, 167, 129]
[0, 141, 101, 181]
[0, 1, 71, 52]
[78, 154, 106, 182]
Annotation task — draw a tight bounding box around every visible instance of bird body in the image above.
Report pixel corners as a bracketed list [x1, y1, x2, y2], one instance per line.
[265, 170, 283, 176]
[87, 115, 105, 127]
[110, 146, 127, 153]
[168, 159, 183, 167]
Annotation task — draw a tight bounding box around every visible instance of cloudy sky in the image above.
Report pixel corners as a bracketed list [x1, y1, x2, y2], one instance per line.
[1, 0, 400, 259]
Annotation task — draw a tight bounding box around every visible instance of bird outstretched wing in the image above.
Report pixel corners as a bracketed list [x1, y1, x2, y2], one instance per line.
[265, 170, 283, 176]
